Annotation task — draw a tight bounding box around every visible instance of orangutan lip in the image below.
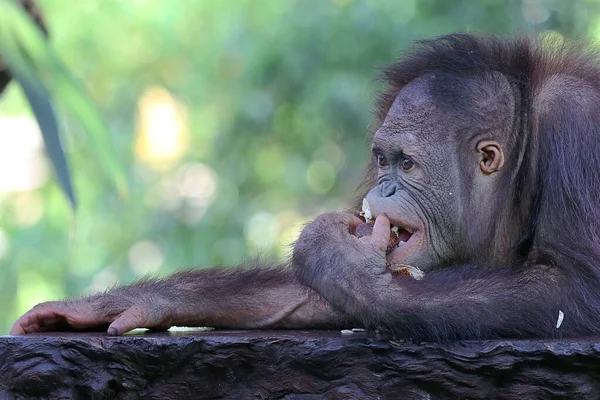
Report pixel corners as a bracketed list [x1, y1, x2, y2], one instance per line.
[387, 228, 420, 267]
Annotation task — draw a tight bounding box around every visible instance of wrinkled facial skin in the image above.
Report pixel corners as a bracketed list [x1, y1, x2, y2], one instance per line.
[365, 73, 515, 271]
[366, 77, 459, 271]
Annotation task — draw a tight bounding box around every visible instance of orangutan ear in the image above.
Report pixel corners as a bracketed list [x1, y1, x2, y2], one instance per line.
[477, 140, 504, 174]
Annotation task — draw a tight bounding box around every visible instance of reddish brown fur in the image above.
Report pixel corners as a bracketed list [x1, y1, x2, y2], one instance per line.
[12, 33, 600, 343]
[296, 34, 600, 341]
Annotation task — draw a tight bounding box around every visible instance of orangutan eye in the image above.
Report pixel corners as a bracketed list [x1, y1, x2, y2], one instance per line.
[377, 154, 389, 167]
[401, 156, 415, 171]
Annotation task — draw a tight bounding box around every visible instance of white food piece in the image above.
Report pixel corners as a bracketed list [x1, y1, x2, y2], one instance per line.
[351, 328, 366, 332]
[340, 329, 354, 335]
[398, 240, 407, 246]
[405, 266, 425, 280]
[556, 310, 564, 329]
[168, 326, 214, 332]
[389, 264, 425, 280]
[362, 198, 373, 222]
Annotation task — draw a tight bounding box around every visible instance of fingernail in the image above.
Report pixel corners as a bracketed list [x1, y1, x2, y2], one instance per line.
[107, 327, 117, 335]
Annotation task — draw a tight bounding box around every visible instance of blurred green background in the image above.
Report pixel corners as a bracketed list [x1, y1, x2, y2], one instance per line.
[0, 0, 597, 333]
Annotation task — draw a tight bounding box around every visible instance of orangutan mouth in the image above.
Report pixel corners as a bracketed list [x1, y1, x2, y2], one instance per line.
[357, 198, 423, 280]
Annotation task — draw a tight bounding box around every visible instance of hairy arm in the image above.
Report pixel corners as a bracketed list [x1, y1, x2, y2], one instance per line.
[362, 265, 573, 341]
[10, 263, 348, 335]
[293, 212, 584, 341]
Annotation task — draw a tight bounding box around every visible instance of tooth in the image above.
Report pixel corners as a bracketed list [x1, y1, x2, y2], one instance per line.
[398, 240, 407, 246]
[391, 225, 399, 233]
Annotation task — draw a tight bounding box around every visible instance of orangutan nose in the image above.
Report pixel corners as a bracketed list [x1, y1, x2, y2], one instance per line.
[380, 181, 398, 197]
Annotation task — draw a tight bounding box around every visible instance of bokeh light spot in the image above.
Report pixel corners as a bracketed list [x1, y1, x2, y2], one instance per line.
[176, 163, 217, 201]
[244, 212, 281, 252]
[521, 0, 550, 24]
[135, 87, 189, 168]
[12, 192, 44, 227]
[312, 141, 346, 171]
[128, 240, 165, 274]
[0, 117, 49, 194]
[255, 145, 285, 183]
[276, 211, 309, 258]
[306, 160, 336, 194]
[176, 162, 218, 225]
[86, 268, 120, 294]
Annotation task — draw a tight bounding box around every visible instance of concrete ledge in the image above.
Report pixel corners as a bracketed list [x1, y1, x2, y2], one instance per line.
[1, 330, 600, 399]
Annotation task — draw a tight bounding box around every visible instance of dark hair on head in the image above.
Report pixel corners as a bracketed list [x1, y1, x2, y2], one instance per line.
[372, 33, 600, 279]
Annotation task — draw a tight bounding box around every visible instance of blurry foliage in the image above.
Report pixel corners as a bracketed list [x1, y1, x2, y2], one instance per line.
[0, 0, 597, 333]
[0, 0, 126, 209]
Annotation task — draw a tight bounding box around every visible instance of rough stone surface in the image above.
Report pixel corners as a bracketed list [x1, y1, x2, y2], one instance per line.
[2, 330, 600, 399]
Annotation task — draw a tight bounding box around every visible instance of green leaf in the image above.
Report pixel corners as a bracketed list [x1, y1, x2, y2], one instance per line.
[0, 0, 127, 206]
[21, 76, 76, 208]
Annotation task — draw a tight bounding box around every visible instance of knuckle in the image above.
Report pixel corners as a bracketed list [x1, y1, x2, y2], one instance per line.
[31, 301, 52, 311]
[130, 305, 149, 321]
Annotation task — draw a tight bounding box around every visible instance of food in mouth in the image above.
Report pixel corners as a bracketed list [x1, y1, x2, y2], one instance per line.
[355, 219, 401, 254]
[356, 198, 424, 280]
[360, 198, 374, 223]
